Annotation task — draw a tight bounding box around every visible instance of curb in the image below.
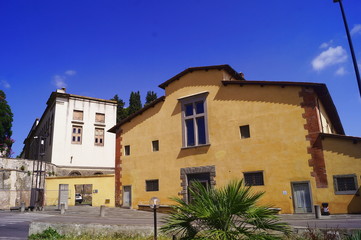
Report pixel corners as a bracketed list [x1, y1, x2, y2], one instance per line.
[29, 222, 156, 237]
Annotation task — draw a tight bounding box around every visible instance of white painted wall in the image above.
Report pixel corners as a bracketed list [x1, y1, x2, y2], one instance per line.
[51, 95, 116, 168]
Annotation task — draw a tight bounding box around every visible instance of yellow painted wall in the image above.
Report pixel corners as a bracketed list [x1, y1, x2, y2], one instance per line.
[319, 137, 361, 213]
[45, 174, 115, 207]
[118, 69, 360, 214]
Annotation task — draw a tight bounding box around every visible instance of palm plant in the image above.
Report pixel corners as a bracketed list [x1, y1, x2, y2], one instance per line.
[161, 179, 289, 240]
[346, 231, 361, 240]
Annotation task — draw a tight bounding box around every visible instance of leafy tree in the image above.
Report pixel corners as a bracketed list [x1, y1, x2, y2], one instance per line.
[110, 94, 128, 122]
[145, 91, 158, 106]
[0, 90, 14, 157]
[161, 179, 289, 240]
[128, 91, 142, 115]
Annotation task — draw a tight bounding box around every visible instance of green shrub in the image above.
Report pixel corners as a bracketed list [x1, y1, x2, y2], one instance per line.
[29, 227, 64, 239]
[346, 231, 361, 240]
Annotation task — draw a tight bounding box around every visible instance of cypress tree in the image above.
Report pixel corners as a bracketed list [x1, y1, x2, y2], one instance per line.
[128, 91, 142, 115]
[145, 91, 158, 106]
[110, 94, 128, 123]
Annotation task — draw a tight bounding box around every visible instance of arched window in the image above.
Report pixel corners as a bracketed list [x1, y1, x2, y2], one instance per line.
[69, 171, 81, 176]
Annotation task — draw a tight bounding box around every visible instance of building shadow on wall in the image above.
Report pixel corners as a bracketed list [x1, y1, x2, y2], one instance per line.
[348, 187, 361, 213]
[214, 85, 301, 106]
[121, 100, 164, 135]
[177, 145, 210, 159]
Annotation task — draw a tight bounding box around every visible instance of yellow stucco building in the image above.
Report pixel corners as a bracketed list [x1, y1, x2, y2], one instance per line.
[109, 65, 361, 214]
[45, 174, 115, 207]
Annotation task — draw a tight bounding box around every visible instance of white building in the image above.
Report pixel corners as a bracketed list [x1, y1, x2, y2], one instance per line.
[22, 88, 117, 176]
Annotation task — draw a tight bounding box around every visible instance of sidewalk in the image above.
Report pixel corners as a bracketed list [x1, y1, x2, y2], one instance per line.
[28, 206, 361, 236]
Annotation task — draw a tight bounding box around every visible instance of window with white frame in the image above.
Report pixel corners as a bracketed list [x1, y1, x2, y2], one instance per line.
[179, 93, 209, 147]
[94, 128, 104, 146]
[72, 126, 82, 144]
[333, 174, 358, 195]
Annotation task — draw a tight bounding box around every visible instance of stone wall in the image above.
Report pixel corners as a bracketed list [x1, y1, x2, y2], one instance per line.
[0, 158, 54, 209]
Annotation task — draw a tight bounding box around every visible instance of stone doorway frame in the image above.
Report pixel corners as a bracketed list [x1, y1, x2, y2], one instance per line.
[180, 165, 216, 203]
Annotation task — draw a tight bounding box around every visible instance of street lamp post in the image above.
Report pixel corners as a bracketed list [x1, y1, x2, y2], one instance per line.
[150, 197, 160, 240]
[333, 0, 361, 97]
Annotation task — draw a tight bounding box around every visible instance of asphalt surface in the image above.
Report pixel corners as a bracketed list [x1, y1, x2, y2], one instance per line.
[0, 211, 52, 240]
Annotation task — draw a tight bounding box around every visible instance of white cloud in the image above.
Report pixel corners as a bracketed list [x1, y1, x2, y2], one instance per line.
[320, 43, 329, 49]
[0, 80, 10, 89]
[350, 24, 361, 36]
[335, 67, 346, 76]
[319, 40, 333, 49]
[65, 70, 76, 76]
[53, 75, 67, 88]
[311, 46, 347, 71]
[52, 69, 76, 88]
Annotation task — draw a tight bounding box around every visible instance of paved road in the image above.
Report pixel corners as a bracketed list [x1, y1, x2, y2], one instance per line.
[0, 211, 51, 240]
[284, 218, 361, 230]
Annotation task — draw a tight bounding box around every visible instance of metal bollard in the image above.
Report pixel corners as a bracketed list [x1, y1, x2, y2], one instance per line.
[100, 205, 106, 217]
[314, 205, 321, 219]
[60, 203, 65, 215]
[20, 202, 26, 213]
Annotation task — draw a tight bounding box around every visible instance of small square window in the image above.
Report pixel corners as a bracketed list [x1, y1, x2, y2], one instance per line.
[124, 145, 130, 156]
[244, 171, 264, 186]
[146, 180, 159, 192]
[334, 174, 358, 195]
[152, 140, 159, 152]
[240, 125, 250, 139]
[95, 113, 105, 123]
[73, 110, 83, 121]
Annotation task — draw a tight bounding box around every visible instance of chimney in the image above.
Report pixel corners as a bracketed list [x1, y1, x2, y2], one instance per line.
[239, 72, 245, 80]
[57, 88, 66, 93]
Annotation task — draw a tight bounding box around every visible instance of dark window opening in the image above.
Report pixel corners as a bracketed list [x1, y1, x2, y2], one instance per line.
[334, 175, 358, 194]
[187, 173, 210, 203]
[240, 125, 250, 139]
[146, 180, 159, 192]
[124, 145, 130, 156]
[244, 171, 264, 186]
[186, 119, 195, 146]
[152, 140, 159, 152]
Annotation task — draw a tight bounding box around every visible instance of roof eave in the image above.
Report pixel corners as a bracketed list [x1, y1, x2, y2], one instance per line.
[159, 64, 244, 89]
[108, 96, 166, 133]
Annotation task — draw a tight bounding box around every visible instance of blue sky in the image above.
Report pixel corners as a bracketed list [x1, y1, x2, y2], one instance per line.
[1, 0, 360, 156]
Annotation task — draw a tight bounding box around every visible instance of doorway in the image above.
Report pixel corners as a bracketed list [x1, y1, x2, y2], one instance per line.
[58, 184, 69, 209]
[187, 173, 211, 203]
[123, 185, 132, 208]
[291, 182, 312, 213]
[74, 184, 93, 206]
